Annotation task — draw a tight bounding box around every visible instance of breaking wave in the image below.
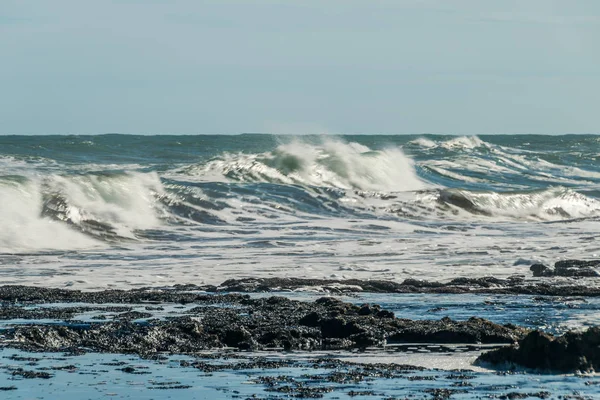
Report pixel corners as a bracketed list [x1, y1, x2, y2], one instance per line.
[174, 139, 426, 192]
[409, 135, 488, 151]
[2, 135, 600, 254]
[431, 187, 600, 221]
[0, 172, 165, 252]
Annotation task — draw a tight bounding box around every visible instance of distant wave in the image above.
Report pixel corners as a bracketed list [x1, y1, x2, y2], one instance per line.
[409, 135, 487, 150]
[409, 136, 600, 190]
[172, 138, 426, 192]
[2, 135, 600, 253]
[432, 187, 600, 221]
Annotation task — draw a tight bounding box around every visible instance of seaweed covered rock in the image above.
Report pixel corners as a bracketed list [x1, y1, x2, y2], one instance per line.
[477, 327, 600, 372]
[387, 317, 526, 345]
[6, 295, 528, 356]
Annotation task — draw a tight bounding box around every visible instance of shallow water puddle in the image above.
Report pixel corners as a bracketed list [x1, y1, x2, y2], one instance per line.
[1, 349, 599, 399]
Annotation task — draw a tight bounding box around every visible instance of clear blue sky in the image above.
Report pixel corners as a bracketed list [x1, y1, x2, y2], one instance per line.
[1, 0, 599, 135]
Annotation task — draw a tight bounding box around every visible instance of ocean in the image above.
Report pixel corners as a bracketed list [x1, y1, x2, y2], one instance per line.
[1, 134, 599, 289]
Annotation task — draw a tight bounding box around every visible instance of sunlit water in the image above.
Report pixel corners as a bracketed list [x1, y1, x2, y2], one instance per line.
[1, 134, 599, 289]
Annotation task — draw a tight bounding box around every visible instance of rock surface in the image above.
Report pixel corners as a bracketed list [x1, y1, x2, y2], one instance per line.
[4, 265, 600, 301]
[2, 291, 527, 356]
[214, 275, 600, 296]
[477, 327, 600, 372]
[530, 259, 600, 278]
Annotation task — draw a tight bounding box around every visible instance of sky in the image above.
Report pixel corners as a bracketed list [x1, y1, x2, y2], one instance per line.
[1, 0, 599, 135]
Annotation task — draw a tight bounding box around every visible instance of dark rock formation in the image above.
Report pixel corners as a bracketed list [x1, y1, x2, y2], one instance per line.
[4, 271, 600, 302]
[216, 275, 600, 296]
[555, 260, 600, 277]
[530, 264, 554, 277]
[10, 368, 53, 379]
[477, 327, 600, 372]
[4, 294, 527, 356]
[530, 260, 600, 278]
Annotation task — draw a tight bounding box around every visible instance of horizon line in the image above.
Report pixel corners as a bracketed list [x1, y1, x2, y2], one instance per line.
[0, 132, 598, 137]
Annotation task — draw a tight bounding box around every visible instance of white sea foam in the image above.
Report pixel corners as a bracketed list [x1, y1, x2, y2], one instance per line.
[45, 172, 165, 236]
[0, 179, 99, 252]
[408, 137, 437, 148]
[2, 135, 600, 292]
[425, 166, 485, 183]
[408, 136, 488, 151]
[416, 138, 600, 189]
[440, 136, 487, 150]
[174, 138, 426, 192]
[436, 187, 600, 221]
[0, 172, 166, 252]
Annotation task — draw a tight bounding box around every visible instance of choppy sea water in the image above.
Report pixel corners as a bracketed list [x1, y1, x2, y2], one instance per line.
[1, 134, 599, 289]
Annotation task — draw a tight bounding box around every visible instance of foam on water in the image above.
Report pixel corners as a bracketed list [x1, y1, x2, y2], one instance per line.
[434, 187, 600, 221]
[440, 135, 487, 150]
[1, 172, 165, 252]
[176, 138, 426, 192]
[1, 134, 599, 289]
[0, 179, 99, 252]
[407, 137, 437, 148]
[46, 172, 165, 235]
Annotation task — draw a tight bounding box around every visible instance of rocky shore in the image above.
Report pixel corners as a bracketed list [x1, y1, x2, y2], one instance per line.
[0, 282, 599, 375]
[2, 261, 600, 376]
[478, 327, 600, 373]
[3, 291, 526, 356]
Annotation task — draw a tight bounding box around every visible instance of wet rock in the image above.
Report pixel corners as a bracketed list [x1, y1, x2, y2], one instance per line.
[5, 277, 600, 302]
[0, 285, 245, 305]
[498, 392, 551, 399]
[320, 318, 365, 339]
[387, 317, 526, 345]
[349, 331, 382, 348]
[47, 365, 77, 371]
[299, 312, 321, 327]
[6, 354, 41, 362]
[358, 304, 377, 315]
[556, 259, 600, 270]
[119, 366, 151, 374]
[555, 260, 600, 277]
[477, 327, 600, 372]
[4, 294, 527, 355]
[423, 388, 468, 399]
[347, 390, 377, 396]
[530, 260, 600, 278]
[115, 311, 153, 321]
[214, 276, 600, 297]
[11, 368, 53, 379]
[376, 310, 395, 318]
[0, 306, 78, 320]
[530, 264, 553, 277]
[148, 382, 192, 390]
[223, 326, 255, 348]
[448, 277, 506, 287]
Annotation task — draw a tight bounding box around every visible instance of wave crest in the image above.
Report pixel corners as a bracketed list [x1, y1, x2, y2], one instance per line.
[177, 139, 425, 192]
[409, 136, 487, 151]
[434, 187, 600, 220]
[0, 172, 165, 251]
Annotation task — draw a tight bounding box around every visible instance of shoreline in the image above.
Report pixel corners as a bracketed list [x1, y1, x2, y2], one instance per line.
[2, 283, 600, 398]
[5, 275, 600, 299]
[0, 283, 598, 370]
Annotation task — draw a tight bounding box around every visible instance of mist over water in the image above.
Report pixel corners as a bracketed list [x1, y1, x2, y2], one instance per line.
[1, 134, 599, 289]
